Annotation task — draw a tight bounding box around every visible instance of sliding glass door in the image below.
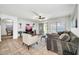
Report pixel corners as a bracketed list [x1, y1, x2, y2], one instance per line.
[56, 22, 65, 32]
[50, 22, 65, 33]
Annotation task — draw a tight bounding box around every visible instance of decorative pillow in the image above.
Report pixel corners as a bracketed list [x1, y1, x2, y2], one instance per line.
[59, 33, 70, 42]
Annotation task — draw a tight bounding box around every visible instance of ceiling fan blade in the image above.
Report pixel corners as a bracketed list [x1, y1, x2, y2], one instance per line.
[32, 10, 40, 16]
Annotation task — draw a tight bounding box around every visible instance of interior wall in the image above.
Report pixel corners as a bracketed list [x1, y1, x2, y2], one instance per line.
[13, 19, 18, 39]
[0, 18, 1, 41]
[47, 15, 71, 33]
[78, 5, 79, 28]
[0, 25, 1, 41]
[1, 21, 6, 35]
[77, 4, 79, 55]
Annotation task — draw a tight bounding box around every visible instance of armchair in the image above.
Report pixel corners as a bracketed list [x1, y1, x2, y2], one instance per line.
[22, 33, 39, 50]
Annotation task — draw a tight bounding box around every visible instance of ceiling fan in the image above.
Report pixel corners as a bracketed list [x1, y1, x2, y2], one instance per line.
[32, 10, 45, 20]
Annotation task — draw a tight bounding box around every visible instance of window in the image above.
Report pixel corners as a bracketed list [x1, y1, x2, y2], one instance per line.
[51, 23, 56, 33]
[56, 22, 65, 32]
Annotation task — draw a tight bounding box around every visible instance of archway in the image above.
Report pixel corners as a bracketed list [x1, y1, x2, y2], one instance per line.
[1, 18, 13, 40]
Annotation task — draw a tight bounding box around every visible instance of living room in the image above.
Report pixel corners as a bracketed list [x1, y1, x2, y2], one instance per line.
[0, 4, 79, 55]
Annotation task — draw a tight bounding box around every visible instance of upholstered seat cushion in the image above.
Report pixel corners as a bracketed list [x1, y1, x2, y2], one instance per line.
[61, 41, 77, 55]
[22, 33, 39, 46]
[50, 39, 63, 54]
[47, 33, 59, 39]
[49, 39, 77, 55]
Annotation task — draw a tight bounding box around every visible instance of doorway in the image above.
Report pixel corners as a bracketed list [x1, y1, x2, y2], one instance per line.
[1, 19, 13, 41]
[39, 23, 44, 35]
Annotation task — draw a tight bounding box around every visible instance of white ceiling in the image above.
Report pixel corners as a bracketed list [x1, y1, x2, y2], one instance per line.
[0, 4, 75, 21]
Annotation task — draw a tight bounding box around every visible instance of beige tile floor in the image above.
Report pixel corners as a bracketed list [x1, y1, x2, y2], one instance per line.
[0, 36, 57, 55]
